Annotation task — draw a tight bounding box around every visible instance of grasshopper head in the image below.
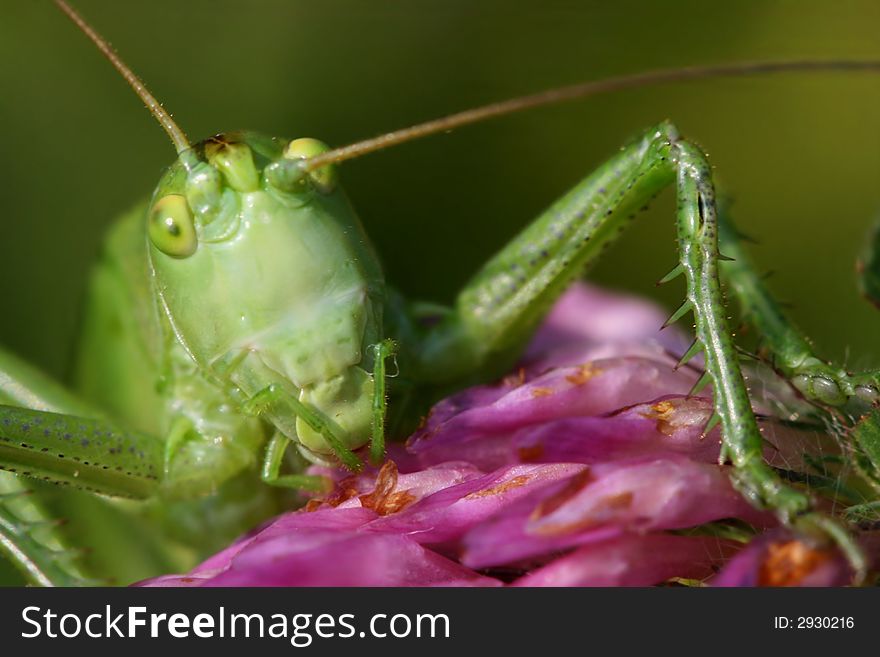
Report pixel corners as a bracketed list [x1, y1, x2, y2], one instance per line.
[54, 2, 380, 465]
[147, 131, 383, 398]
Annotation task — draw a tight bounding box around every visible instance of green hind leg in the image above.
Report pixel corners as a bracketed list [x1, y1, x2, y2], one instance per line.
[0, 403, 166, 585]
[0, 350, 102, 584]
[0, 405, 163, 498]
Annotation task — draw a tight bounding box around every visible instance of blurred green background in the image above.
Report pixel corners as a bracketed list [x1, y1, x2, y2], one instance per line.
[1, 0, 879, 382]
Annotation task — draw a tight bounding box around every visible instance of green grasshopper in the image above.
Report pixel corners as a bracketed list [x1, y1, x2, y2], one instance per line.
[1, 0, 879, 586]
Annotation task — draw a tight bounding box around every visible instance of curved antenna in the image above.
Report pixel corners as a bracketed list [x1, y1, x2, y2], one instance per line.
[55, 0, 190, 154]
[303, 59, 880, 172]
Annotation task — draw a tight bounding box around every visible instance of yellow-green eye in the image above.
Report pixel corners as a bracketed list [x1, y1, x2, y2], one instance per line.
[148, 194, 197, 258]
[284, 138, 337, 194]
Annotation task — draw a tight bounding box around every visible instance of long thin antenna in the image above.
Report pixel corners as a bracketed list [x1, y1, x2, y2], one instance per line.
[303, 59, 880, 171]
[55, 0, 190, 154]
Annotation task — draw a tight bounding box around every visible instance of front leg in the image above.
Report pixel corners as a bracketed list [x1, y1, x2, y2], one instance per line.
[670, 140, 809, 520]
[397, 123, 862, 570]
[255, 340, 396, 491]
[259, 433, 332, 493]
[243, 383, 362, 471]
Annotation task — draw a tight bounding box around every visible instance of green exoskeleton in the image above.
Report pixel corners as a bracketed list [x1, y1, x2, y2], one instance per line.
[2, 0, 880, 585]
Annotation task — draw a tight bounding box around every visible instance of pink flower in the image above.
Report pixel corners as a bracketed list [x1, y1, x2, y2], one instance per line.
[138, 283, 857, 587]
[460, 457, 762, 570]
[512, 533, 737, 587]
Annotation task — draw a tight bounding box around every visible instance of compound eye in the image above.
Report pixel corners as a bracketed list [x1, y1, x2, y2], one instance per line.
[284, 138, 337, 194]
[148, 194, 197, 258]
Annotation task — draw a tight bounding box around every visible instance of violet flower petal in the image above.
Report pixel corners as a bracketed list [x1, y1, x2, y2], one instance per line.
[411, 395, 837, 472]
[136, 281, 848, 588]
[462, 456, 763, 569]
[140, 506, 501, 587]
[136, 573, 215, 587]
[366, 463, 588, 545]
[327, 462, 485, 513]
[512, 533, 737, 587]
[409, 357, 698, 456]
[410, 396, 718, 470]
[188, 507, 378, 577]
[203, 530, 501, 587]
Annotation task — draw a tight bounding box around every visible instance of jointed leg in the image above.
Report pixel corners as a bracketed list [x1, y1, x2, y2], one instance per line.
[244, 384, 362, 471]
[670, 139, 809, 520]
[254, 339, 397, 478]
[719, 212, 880, 542]
[401, 122, 861, 569]
[0, 500, 93, 587]
[409, 126, 675, 384]
[0, 347, 163, 498]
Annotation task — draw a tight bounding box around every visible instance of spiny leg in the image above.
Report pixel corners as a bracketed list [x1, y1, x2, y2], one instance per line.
[0, 347, 178, 585]
[0, 352, 94, 584]
[0, 500, 92, 587]
[670, 142, 810, 519]
[401, 122, 861, 571]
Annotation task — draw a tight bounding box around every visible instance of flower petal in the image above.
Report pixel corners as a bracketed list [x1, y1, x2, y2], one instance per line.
[462, 457, 762, 569]
[308, 461, 484, 513]
[411, 395, 837, 472]
[525, 283, 689, 365]
[367, 463, 587, 545]
[512, 533, 737, 587]
[409, 357, 698, 460]
[204, 530, 501, 587]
